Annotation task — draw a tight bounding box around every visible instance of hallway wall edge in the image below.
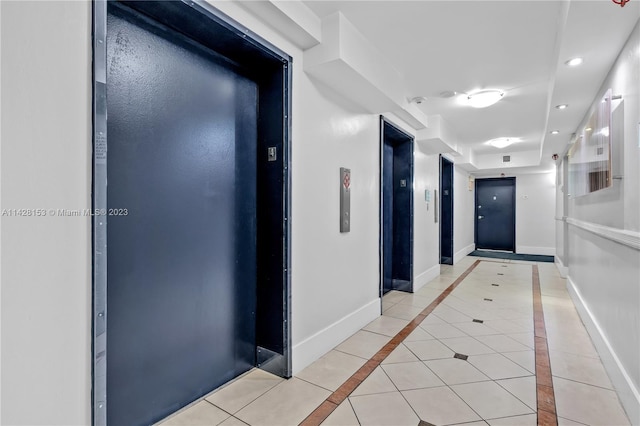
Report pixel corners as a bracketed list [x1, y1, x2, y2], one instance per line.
[567, 277, 640, 425]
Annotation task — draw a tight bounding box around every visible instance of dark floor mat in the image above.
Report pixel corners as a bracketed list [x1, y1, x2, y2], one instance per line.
[469, 250, 555, 263]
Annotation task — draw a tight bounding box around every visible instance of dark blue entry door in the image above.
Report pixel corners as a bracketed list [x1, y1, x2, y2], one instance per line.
[106, 6, 257, 425]
[475, 178, 516, 252]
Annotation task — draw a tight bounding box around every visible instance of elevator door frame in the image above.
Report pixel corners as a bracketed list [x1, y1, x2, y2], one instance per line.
[379, 116, 414, 298]
[439, 155, 454, 265]
[92, 1, 292, 424]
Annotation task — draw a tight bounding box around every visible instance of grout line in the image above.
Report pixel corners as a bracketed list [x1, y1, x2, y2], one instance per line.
[201, 400, 235, 418]
[379, 358, 423, 421]
[299, 260, 482, 426]
[295, 376, 344, 394]
[432, 362, 488, 422]
[493, 374, 539, 413]
[346, 397, 362, 425]
[533, 264, 558, 426]
[548, 375, 616, 392]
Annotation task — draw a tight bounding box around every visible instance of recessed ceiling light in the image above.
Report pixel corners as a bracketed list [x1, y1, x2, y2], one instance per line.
[551, 130, 560, 135]
[555, 104, 569, 110]
[466, 90, 505, 108]
[565, 57, 583, 67]
[487, 137, 520, 149]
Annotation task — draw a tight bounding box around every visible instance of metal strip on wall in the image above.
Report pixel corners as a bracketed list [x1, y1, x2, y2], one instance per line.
[92, 1, 108, 425]
[283, 59, 293, 377]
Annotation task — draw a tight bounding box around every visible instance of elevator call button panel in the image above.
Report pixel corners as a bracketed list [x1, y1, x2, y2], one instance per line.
[340, 167, 351, 233]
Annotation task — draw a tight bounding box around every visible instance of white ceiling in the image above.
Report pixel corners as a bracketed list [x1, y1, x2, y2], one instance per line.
[303, 0, 639, 174]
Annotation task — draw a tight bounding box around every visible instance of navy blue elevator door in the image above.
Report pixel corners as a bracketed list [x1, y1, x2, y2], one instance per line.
[106, 8, 257, 425]
[440, 156, 454, 265]
[381, 121, 413, 294]
[475, 178, 516, 252]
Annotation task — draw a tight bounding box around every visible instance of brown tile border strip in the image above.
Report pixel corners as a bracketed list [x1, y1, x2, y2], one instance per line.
[532, 265, 558, 426]
[299, 260, 481, 426]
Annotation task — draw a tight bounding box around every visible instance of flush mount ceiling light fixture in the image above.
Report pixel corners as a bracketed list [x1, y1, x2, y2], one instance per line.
[555, 104, 569, 110]
[487, 137, 520, 149]
[439, 90, 458, 98]
[565, 57, 583, 66]
[551, 130, 560, 135]
[409, 96, 428, 104]
[466, 90, 505, 108]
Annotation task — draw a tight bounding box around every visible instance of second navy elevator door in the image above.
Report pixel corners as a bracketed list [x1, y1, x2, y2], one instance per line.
[106, 7, 257, 425]
[381, 120, 413, 295]
[440, 156, 454, 265]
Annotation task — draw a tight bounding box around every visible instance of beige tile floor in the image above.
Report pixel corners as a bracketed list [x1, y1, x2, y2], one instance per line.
[159, 256, 631, 426]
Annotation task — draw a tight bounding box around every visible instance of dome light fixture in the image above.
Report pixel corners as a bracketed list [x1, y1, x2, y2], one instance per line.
[550, 130, 560, 135]
[565, 57, 583, 67]
[410, 96, 428, 104]
[487, 137, 520, 149]
[466, 90, 505, 108]
[555, 104, 569, 110]
[439, 90, 458, 98]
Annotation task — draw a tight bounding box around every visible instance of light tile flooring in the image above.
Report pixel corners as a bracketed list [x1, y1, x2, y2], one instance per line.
[159, 257, 631, 426]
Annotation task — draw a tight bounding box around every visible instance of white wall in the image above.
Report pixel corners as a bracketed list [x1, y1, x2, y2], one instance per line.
[560, 20, 640, 424]
[0, 2, 446, 422]
[1, 2, 92, 424]
[412, 150, 440, 289]
[453, 165, 475, 262]
[289, 75, 382, 372]
[515, 172, 556, 255]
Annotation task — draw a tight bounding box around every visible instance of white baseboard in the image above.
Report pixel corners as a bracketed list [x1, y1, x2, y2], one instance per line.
[554, 256, 568, 278]
[516, 245, 555, 256]
[453, 243, 475, 264]
[291, 298, 380, 375]
[413, 264, 440, 293]
[567, 277, 640, 425]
